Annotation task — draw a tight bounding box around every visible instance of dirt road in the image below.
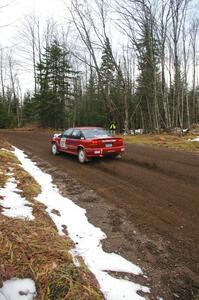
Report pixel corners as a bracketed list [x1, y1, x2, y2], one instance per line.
[0, 129, 199, 300]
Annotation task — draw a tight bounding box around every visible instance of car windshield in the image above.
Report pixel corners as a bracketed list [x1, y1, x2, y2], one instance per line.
[81, 128, 111, 139]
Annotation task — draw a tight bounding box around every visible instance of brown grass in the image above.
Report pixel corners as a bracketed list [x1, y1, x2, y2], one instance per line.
[0, 140, 104, 299]
[0, 213, 103, 299]
[0, 149, 17, 188]
[122, 133, 199, 152]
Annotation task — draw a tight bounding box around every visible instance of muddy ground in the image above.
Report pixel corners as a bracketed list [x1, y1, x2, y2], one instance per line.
[0, 129, 199, 300]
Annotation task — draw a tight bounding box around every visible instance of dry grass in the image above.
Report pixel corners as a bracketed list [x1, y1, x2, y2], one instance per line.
[122, 132, 199, 152]
[0, 147, 18, 188]
[0, 214, 103, 299]
[0, 140, 104, 299]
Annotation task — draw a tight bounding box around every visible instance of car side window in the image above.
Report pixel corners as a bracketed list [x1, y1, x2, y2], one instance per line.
[63, 128, 73, 138]
[71, 129, 81, 139]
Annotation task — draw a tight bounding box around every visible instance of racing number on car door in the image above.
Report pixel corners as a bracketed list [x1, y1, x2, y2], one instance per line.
[60, 137, 67, 149]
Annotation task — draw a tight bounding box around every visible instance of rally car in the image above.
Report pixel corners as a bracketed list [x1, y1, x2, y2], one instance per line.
[51, 127, 125, 163]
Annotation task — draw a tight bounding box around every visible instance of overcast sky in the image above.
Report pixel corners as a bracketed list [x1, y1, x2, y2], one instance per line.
[0, 0, 67, 47]
[0, 0, 69, 92]
[0, 0, 120, 93]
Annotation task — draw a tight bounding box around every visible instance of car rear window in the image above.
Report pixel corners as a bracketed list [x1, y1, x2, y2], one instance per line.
[81, 128, 111, 139]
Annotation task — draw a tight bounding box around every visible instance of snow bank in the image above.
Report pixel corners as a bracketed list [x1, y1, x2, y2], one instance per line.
[12, 147, 149, 300]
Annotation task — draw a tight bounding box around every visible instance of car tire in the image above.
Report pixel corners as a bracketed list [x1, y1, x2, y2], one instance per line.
[51, 143, 59, 155]
[78, 148, 87, 163]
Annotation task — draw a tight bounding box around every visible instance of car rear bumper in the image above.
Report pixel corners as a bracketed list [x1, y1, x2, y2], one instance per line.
[86, 146, 125, 158]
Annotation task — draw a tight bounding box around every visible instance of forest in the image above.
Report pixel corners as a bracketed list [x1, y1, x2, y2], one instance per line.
[0, 0, 198, 133]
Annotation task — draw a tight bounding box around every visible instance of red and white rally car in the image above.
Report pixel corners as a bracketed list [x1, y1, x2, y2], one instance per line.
[51, 127, 125, 163]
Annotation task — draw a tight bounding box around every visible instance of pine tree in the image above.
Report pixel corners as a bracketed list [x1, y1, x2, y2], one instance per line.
[0, 96, 9, 128]
[100, 38, 116, 92]
[135, 6, 161, 132]
[36, 40, 76, 128]
[100, 37, 123, 127]
[78, 68, 107, 126]
[22, 92, 38, 125]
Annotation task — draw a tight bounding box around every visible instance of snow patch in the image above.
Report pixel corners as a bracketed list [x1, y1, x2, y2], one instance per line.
[191, 136, 199, 142]
[13, 147, 150, 300]
[0, 278, 36, 300]
[0, 177, 34, 220]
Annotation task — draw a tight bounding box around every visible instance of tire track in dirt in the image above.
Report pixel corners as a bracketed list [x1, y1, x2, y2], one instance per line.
[97, 157, 198, 185]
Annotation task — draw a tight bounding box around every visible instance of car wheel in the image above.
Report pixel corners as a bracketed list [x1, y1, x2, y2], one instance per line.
[78, 148, 87, 163]
[51, 143, 59, 155]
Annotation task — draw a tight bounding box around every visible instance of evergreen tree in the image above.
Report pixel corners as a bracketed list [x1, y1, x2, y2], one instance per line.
[0, 97, 9, 128]
[78, 68, 107, 126]
[135, 3, 161, 132]
[0, 87, 20, 128]
[110, 64, 125, 132]
[100, 38, 116, 92]
[100, 37, 123, 127]
[36, 40, 76, 128]
[22, 92, 38, 125]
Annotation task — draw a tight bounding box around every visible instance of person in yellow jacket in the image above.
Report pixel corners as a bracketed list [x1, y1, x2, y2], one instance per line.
[110, 121, 116, 134]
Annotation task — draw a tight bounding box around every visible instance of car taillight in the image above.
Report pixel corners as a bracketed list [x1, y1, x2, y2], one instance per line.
[117, 138, 123, 143]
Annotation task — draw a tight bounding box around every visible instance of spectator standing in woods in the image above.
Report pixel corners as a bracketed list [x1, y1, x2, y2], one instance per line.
[110, 121, 116, 135]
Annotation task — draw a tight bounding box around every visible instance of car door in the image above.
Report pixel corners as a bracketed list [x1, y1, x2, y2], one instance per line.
[69, 129, 81, 153]
[59, 128, 73, 152]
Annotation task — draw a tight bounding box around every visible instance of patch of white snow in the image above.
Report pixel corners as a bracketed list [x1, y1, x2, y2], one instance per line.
[0, 177, 34, 220]
[191, 136, 199, 142]
[0, 278, 36, 300]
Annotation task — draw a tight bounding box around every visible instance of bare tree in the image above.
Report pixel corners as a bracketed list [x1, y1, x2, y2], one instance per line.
[170, 0, 190, 127]
[181, 11, 192, 128]
[0, 48, 6, 99]
[190, 18, 199, 124]
[116, 0, 162, 131]
[157, 0, 172, 128]
[8, 53, 21, 127]
[67, 0, 129, 130]
[17, 14, 41, 94]
[69, 1, 112, 114]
